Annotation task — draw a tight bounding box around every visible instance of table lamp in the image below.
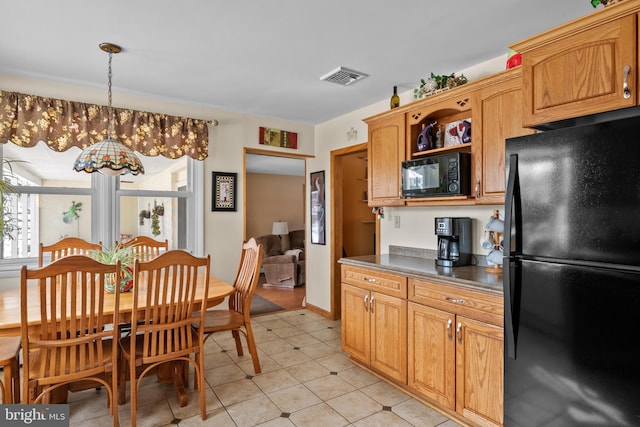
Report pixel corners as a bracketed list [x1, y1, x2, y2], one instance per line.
[272, 220, 289, 251]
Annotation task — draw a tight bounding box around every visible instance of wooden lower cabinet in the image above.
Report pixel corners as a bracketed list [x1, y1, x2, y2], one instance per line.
[408, 303, 504, 427]
[342, 265, 504, 427]
[408, 303, 456, 409]
[408, 278, 504, 427]
[341, 283, 407, 383]
[455, 316, 504, 427]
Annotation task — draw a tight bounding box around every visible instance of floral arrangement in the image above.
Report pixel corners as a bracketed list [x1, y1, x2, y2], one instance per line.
[413, 72, 468, 99]
[591, 0, 620, 7]
[91, 243, 137, 293]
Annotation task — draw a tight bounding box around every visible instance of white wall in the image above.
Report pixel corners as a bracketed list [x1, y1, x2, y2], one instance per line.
[0, 75, 314, 289]
[1, 54, 506, 306]
[309, 55, 507, 312]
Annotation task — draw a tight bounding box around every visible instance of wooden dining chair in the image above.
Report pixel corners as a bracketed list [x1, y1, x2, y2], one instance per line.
[38, 237, 102, 267]
[20, 256, 121, 427]
[121, 235, 168, 262]
[118, 250, 210, 427]
[195, 238, 263, 374]
[0, 336, 21, 403]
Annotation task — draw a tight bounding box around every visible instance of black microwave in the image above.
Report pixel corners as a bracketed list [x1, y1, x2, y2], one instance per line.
[401, 152, 471, 198]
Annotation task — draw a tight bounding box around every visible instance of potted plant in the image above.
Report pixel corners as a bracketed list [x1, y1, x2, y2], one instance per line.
[90, 243, 137, 293]
[413, 72, 468, 99]
[0, 161, 18, 240]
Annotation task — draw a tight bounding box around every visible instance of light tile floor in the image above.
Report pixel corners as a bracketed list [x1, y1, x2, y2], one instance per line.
[67, 309, 462, 427]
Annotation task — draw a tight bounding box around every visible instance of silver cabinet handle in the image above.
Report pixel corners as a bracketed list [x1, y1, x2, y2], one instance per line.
[370, 295, 375, 314]
[364, 277, 377, 283]
[447, 318, 453, 341]
[364, 294, 369, 312]
[475, 179, 480, 199]
[445, 296, 465, 304]
[456, 322, 463, 345]
[623, 65, 632, 99]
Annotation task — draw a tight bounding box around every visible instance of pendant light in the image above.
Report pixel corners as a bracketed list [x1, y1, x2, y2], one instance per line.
[73, 43, 144, 176]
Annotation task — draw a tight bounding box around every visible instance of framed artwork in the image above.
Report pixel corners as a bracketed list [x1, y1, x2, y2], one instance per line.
[310, 170, 325, 245]
[259, 127, 298, 149]
[212, 172, 237, 211]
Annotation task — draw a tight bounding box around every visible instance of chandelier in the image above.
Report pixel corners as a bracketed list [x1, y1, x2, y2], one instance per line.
[73, 43, 144, 176]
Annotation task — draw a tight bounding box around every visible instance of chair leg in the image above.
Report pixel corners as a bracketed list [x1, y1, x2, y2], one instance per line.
[232, 329, 243, 356]
[118, 357, 128, 405]
[130, 369, 137, 427]
[244, 323, 261, 374]
[197, 352, 207, 421]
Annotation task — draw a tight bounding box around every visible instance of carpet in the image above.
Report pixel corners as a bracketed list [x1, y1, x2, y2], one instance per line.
[250, 293, 284, 316]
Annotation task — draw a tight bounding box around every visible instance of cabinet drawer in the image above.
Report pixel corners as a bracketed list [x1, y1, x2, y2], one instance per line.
[342, 265, 407, 298]
[409, 278, 502, 326]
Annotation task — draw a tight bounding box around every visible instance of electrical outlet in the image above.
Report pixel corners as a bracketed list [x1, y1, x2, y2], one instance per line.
[394, 216, 400, 228]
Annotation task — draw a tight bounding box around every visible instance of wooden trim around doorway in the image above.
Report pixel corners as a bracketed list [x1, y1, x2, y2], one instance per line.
[330, 142, 375, 320]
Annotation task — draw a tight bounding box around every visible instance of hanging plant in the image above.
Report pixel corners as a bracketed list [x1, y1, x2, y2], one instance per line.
[63, 201, 82, 224]
[139, 209, 150, 225]
[152, 202, 164, 217]
[151, 210, 161, 237]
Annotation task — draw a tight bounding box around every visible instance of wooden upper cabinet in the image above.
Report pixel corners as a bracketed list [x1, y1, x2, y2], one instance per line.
[472, 69, 535, 204]
[365, 113, 405, 206]
[513, 11, 637, 127]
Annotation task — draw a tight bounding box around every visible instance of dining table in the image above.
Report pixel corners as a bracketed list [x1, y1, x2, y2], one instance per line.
[0, 274, 234, 406]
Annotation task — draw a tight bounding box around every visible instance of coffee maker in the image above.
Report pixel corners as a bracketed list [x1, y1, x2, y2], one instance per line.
[435, 217, 471, 267]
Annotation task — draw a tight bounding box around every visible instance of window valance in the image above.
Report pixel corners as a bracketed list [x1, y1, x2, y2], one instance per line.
[0, 91, 209, 160]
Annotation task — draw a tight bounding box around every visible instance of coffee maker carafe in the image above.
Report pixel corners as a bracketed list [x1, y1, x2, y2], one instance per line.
[435, 217, 471, 267]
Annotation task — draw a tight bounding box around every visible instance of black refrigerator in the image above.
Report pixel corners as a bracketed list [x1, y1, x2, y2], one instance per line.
[503, 115, 640, 427]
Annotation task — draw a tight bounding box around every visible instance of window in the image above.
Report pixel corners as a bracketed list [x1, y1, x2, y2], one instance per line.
[0, 141, 202, 273]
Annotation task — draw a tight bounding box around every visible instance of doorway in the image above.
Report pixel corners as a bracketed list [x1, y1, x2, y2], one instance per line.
[243, 148, 309, 311]
[330, 143, 378, 319]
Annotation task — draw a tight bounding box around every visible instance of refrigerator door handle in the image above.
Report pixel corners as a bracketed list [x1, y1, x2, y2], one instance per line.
[504, 154, 520, 359]
[504, 153, 520, 258]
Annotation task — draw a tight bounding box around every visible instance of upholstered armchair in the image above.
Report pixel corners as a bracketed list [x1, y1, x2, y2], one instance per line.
[255, 231, 305, 288]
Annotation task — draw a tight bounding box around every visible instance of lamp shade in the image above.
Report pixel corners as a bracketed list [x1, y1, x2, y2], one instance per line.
[73, 138, 144, 176]
[272, 221, 289, 236]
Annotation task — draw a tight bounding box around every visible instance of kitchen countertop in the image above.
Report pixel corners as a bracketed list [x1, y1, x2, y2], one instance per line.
[339, 254, 504, 295]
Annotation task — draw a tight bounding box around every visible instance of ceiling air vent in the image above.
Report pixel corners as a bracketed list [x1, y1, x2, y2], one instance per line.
[320, 66, 368, 86]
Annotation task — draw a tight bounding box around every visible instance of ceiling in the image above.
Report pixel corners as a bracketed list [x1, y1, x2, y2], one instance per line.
[1, 1, 595, 126]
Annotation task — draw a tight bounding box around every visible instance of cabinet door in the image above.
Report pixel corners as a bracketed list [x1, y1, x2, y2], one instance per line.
[455, 316, 504, 427]
[473, 70, 535, 204]
[520, 15, 636, 127]
[367, 114, 405, 206]
[341, 283, 370, 364]
[407, 302, 455, 410]
[370, 292, 407, 383]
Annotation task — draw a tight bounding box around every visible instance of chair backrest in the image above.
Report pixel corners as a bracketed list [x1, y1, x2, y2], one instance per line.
[20, 255, 120, 402]
[129, 250, 210, 365]
[229, 238, 263, 317]
[38, 237, 102, 267]
[121, 236, 168, 262]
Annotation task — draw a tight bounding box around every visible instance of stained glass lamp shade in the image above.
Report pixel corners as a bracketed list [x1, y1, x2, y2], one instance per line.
[73, 138, 144, 176]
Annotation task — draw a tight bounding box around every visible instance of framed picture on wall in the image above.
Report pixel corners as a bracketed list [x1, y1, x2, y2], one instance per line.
[310, 170, 325, 245]
[212, 172, 237, 211]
